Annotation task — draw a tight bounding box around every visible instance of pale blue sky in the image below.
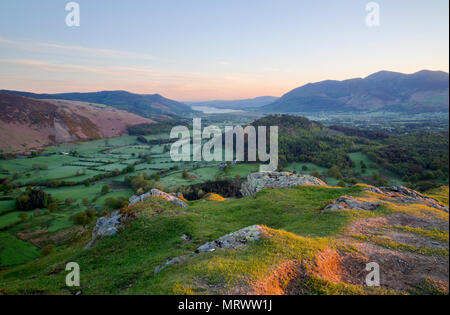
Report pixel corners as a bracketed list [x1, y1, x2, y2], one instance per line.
[0, 0, 448, 100]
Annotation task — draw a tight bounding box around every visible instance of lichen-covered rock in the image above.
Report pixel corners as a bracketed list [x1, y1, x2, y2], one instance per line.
[154, 255, 191, 275]
[381, 186, 425, 201]
[129, 191, 152, 206]
[241, 172, 327, 197]
[94, 211, 123, 236]
[329, 185, 448, 213]
[381, 186, 449, 213]
[324, 196, 380, 212]
[196, 225, 265, 253]
[363, 186, 385, 195]
[129, 189, 188, 208]
[154, 225, 265, 275]
[427, 202, 449, 213]
[85, 211, 125, 249]
[174, 193, 188, 202]
[150, 189, 188, 208]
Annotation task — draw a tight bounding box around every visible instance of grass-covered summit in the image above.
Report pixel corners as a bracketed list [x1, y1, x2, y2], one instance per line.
[0, 182, 448, 295]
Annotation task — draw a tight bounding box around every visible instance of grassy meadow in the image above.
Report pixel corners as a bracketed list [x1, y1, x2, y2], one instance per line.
[1, 183, 447, 295]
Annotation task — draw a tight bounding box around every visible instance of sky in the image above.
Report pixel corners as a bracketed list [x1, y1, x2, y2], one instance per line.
[0, 0, 448, 101]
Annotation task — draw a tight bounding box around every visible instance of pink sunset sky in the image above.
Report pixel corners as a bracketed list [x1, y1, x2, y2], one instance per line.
[0, 0, 448, 101]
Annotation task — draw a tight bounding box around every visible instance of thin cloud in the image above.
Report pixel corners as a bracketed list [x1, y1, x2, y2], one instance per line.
[0, 36, 155, 61]
[0, 58, 250, 83]
[0, 58, 117, 75]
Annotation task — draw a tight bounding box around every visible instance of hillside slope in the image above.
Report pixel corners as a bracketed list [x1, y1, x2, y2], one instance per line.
[0, 90, 196, 118]
[0, 182, 447, 295]
[263, 70, 449, 113]
[0, 93, 154, 153]
[250, 115, 449, 185]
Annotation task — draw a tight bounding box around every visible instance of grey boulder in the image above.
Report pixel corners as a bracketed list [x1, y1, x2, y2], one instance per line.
[241, 172, 327, 197]
[324, 196, 380, 212]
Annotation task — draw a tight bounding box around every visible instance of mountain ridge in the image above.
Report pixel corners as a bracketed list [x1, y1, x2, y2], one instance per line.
[0, 90, 196, 119]
[262, 70, 449, 113]
[0, 92, 154, 153]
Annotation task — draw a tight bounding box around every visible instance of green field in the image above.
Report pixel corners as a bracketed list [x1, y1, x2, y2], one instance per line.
[0, 200, 15, 213]
[348, 152, 405, 186]
[0, 232, 41, 267]
[0, 211, 28, 229]
[0, 134, 231, 267]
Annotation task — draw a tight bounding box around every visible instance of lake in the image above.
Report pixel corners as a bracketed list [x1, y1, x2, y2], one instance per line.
[191, 106, 244, 114]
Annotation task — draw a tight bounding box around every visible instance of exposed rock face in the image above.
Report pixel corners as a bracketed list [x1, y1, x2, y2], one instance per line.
[154, 225, 265, 275]
[241, 172, 327, 197]
[196, 225, 264, 253]
[87, 190, 187, 250]
[381, 186, 428, 201]
[151, 189, 189, 208]
[366, 185, 449, 213]
[324, 196, 381, 212]
[322, 185, 448, 213]
[154, 255, 191, 275]
[364, 186, 385, 195]
[93, 211, 124, 237]
[129, 192, 151, 206]
[129, 189, 188, 208]
[85, 211, 125, 249]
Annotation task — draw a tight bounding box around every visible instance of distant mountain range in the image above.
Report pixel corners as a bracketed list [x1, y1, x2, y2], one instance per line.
[186, 96, 279, 109]
[0, 92, 154, 153]
[0, 90, 196, 118]
[262, 70, 449, 113]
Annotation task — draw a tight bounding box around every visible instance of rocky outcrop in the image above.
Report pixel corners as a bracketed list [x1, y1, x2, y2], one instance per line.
[364, 185, 449, 213]
[154, 225, 265, 275]
[86, 190, 187, 250]
[241, 172, 327, 197]
[363, 186, 385, 195]
[129, 189, 188, 208]
[381, 186, 428, 201]
[129, 192, 152, 206]
[154, 254, 191, 275]
[150, 189, 189, 208]
[85, 211, 126, 249]
[325, 185, 449, 213]
[196, 225, 264, 253]
[324, 196, 381, 212]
